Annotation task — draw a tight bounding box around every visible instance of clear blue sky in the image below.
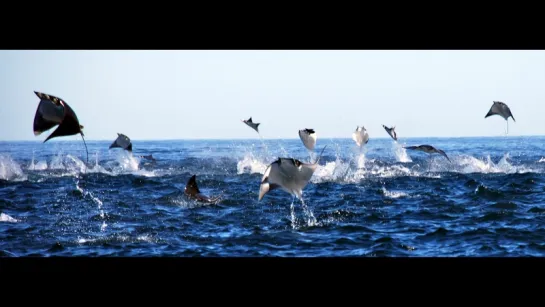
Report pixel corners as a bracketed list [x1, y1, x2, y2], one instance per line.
[1, 50, 544, 141]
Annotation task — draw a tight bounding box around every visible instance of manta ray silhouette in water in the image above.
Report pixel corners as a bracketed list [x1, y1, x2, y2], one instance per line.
[184, 175, 223, 204]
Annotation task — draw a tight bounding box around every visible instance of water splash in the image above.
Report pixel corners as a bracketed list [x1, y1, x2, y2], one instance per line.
[258, 132, 274, 161]
[169, 195, 215, 209]
[309, 150, 541, 185]
[94, 151, 100, 168]
[66, 155, 87, 173]
[49, 153, 66, 170]
[290, 199, 297, 229]
[75, 180, 103, 209]
[392, 141, 412, 163]
[87, 163, 112, 175]
[367, 164, 414, 178]
[356, 153, 366, 169]
[313, 159, 354, 183]
[0, 213, 18, 223]
[300, 197, 318, 227]
[77, 234, 158, 245]
[28, 151, 35, 170]
[105, 151, 157, 177]
[48, 153, 86, 175]
[454, 153, 527, 174]
[114, 151, 140, 172]
[382, 187, 409, 199]
[75, 178, 106, 233]
[29, 160, 48, 171]
[0, 154, 27, 181]
[237, 153, 268, 175]
[41, 151, 158, 177]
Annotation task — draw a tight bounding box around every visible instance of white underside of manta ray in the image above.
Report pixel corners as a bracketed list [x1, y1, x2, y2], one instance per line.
[298, 128, 317, 151]
[352, 126, 369, 148]
[259, 146, 327, 201]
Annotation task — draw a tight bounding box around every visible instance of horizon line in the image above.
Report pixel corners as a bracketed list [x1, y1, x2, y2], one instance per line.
[1, 134, 545, 142]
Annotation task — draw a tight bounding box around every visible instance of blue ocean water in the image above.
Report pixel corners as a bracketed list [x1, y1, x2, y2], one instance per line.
[1, 136, 545, 257]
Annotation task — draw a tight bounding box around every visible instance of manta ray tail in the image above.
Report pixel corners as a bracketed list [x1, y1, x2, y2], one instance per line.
[313, 145, 328, 164]
[81, 133, 89, 168]
[437, 149, 451, 163]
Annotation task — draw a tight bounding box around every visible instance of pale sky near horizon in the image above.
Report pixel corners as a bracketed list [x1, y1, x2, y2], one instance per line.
[1, 50, 544, 141]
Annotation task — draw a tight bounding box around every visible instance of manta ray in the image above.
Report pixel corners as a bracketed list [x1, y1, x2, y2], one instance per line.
[485, 101, 515, 134]
[32, 91, 88, 164]
[241, 117, 260, 133]
[184, 175, 223, 204]
[109, 133, 155, 161]
[352, 126, 369, 147]
[109, 133, 133, 152]
[382, 125, 397, 141]
[258, 146, 327, 201]
[298, 128, 317, 151]
[404, 145, 451, 162]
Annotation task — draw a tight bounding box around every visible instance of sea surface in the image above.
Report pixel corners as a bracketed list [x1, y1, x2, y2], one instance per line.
[1, 136, 545, 257]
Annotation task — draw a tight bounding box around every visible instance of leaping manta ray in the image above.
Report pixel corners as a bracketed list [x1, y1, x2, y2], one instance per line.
[341, 126, 370, 179]
[109, 133, 155, 161]
[32, 91, 88, 165]
[299, 128, 317, 151]
[109, 133, 133, 152]
[382, 125, 397, 141]
[184, 175, 222, 204]
[241, 117, 260, 133]
[259, 145, 327, 202]
[404, 145, 451, 162]
[485, 101, 515, 134]
[352, 126, 369, 148]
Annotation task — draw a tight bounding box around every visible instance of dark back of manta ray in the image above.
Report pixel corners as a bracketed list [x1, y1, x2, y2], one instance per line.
[110, 137, 133, 152]
[34, 97, 83, 142]
[185, 175, 200, 196]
